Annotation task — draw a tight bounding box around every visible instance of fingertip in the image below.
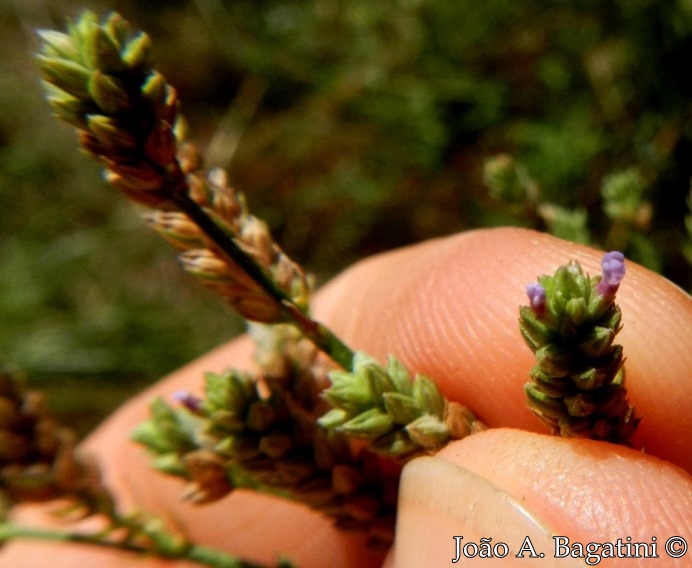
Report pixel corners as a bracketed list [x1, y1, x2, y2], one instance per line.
[394, 455, 575, 567]
[437, 429, 692, 546]
[394, 429, 692, 567]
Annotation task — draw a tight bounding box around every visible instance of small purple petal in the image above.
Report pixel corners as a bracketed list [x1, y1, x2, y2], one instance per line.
[173, 390, 203, 412]
[601, 251, 626, 286]
[526, 282, 546, 312]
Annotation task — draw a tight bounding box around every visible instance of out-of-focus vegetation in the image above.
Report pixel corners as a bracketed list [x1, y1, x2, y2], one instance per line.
[1, 0, 691, 433]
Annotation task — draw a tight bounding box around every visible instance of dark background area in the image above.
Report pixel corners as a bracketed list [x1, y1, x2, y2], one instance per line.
[1, 0, 691, 435]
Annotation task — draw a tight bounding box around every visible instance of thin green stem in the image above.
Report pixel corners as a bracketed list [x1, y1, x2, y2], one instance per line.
[166, 169, 356, 371]
[279, 301, 355, 371]
[170, 187, 293, 306]
[0, 522, 279, 568]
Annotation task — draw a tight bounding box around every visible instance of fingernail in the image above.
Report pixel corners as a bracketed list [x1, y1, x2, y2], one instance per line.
[393, 456, 581, 566]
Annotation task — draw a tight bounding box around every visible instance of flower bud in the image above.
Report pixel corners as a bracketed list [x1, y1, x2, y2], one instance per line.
[140, 71, 167, 109]
[37, 30, 79, 59]
[578, 325, 616, 357]
[145, 120, 177, 167]
[565, 297, 587, 326]
[89, 70, 130, 114]
[412, 374, 445, 418]
[331, 465, 363, 495]
[84, 25, 123, 73]
[526, 281, 547, 314]
[172, 390, 204, 414]
[46, 93, 88, 128]
[246, 401, 276, 432]
[122, 32, 153, 69]
[324, 370, 372, 414]
[181, 450, 232, 504]
[596, 251, 626, 297]
[37, 56, 92, 100]
[341, 408, 394, 439]
[405, 415, 450, 449]
[443, 402, 474, 440]
[382, 392, 419, 426]
[258, 432, 293, 459]
[103, 12, 129, 49]
[86, 115, 137, 151]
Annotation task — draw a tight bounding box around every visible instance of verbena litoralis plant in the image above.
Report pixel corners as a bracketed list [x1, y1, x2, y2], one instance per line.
[2, 9, 640, 566]
[23, 9, 482, 561]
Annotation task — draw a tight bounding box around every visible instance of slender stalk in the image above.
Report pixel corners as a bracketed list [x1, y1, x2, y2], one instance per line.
[169, 180, 293, 306]
[167, 177, 355, 371]
[0, 522, 277, 568]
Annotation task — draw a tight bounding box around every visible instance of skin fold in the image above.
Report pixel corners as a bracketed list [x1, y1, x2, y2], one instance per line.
[3, 227, 691, 567]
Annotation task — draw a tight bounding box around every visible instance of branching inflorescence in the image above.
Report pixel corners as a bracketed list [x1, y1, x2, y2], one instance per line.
[33, 10, 479, 555]
[2, 9, 644, 568]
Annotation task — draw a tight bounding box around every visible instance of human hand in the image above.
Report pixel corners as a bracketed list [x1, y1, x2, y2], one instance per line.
[4, 227, 691, 567]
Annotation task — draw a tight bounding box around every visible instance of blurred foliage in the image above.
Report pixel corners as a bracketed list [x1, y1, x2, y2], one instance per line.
[1, 0, 691, 432]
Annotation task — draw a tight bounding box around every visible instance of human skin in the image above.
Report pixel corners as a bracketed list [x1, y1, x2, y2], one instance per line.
[3, 227, 691, 567]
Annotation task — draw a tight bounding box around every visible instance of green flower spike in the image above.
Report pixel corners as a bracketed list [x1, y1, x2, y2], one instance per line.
[519, 252, 640, 444]
[318, 353, 485, 457]
[36, 10, 354, 370]
[133, 360, 402, 549]
[133, 350, 483, 548]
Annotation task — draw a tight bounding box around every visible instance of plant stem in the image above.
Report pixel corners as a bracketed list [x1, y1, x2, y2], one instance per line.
[166, 170, 356, 371]
[170, 185, 293, 307]
[0, 522, 276, 568]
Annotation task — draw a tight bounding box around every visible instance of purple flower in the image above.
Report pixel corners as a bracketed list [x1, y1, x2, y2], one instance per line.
[601, 251, 626, 286]
[526, 282, 546, 313]
[597, 251, 625, 297]
[173, 390, 203, 413]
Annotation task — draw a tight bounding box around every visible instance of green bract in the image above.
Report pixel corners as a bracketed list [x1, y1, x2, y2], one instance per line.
[319, 353, 484, 457]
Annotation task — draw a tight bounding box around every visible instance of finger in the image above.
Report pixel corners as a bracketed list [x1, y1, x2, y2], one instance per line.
[313, 227, 692, 472]
[393, 428, 692, 567]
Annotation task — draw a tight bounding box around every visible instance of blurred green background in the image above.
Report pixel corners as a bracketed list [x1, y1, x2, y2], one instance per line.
[1, 0, 691, 435]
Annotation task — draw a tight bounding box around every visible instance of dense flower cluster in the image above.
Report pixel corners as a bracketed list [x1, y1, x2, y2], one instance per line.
[519, 253, 639, 443]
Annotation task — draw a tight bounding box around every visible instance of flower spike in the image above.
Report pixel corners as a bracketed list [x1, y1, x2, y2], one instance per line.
[519, 253, 639, 444]
[36, 10, 355, 370]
